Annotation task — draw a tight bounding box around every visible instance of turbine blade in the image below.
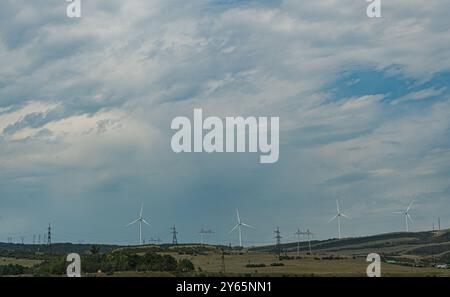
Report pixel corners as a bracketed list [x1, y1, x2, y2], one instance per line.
[229, 224, 239, 234]
[328, 214, 338, 223]
[336, 199, 340, 213]
[142, 219, 151, 226]
[407, 213, 413, 224]
[341, 213, 350, 219]
[406, 201, 414, 212]
[140, 203, 144, 218]
[236, 209, 241, 224]
[126, 218, 139, 227]
[393, 211, 403, 214]
[241, 223, 254, 229]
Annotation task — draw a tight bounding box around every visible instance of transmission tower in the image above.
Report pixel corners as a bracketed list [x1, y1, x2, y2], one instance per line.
[303, 229, 313, 255]
[47, 223, 51, 247]
[171, 225, 178, 245]
[274, 227, 282, 258]
[199, 229, 214, 245]
[149, 237, 162, 244]
[294, 229, 302, 256]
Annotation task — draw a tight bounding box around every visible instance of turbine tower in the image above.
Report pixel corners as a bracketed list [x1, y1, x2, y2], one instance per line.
[126, 203, 150, 245]
[328, 199, 350, 239]
[229, 209, 253, 247]
[394, 201, 414, 232]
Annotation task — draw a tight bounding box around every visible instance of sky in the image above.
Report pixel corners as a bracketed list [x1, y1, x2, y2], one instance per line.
[0, 0, 450, 246]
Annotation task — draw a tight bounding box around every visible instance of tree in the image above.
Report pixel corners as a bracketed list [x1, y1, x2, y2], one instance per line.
[90, 245, 100, 255]
[177, 259, 195, 272]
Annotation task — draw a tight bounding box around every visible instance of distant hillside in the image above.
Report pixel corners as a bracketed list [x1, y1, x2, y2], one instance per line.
[2, 229, 450, 262]
[250, 229, 450, 262]
[0, 242, 122, 255]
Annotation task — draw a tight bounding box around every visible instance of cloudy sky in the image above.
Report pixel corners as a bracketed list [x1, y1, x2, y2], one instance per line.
[1, 0, 450, 246]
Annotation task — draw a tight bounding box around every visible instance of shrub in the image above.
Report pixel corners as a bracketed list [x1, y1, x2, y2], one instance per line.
[0, 264, 26, 276]
[245, 263, 266, 268]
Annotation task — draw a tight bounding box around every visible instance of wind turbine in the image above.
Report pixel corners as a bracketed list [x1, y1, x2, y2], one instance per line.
[229, 209, 253, 247]
[328, 199, 350, 239]
[393, 201, 414, 232]
[126, 203, 150, 245]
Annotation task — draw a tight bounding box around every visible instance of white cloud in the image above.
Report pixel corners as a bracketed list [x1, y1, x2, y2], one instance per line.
[391, 87, 446, 105]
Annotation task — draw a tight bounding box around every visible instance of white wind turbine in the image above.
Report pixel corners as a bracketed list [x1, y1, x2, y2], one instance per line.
[393, 201, 414, 232]
[126, 203, 150, 245]
[328, 199, 350, 239]
[229, 209, 253, 247]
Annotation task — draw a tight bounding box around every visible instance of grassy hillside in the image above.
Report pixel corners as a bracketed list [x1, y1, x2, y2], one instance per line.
[250, 229, 450, 264]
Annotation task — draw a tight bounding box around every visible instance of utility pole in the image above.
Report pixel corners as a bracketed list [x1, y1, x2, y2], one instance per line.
[438, 217, 441, 231]
[274, 227, 282, 259]
[33, 234, 36, 245]
[294, 229, 302, 257]
[171, 225, 178, 245]
[220, 248, 226, 273]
